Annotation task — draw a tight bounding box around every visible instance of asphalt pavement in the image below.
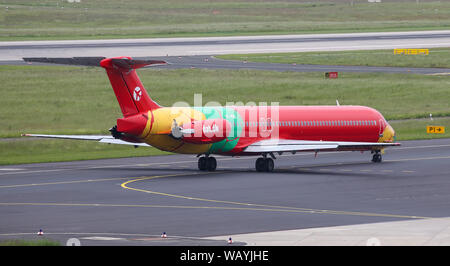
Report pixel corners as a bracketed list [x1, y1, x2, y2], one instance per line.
[1, 138, 449, 245]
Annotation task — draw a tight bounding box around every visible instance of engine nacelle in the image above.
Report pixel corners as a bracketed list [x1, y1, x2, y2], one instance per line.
[116, 113, 148, 136]
[180, 119, 231, 144]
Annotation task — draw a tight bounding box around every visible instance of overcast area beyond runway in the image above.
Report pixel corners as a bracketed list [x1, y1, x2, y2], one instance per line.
[1, 138, 449, 245]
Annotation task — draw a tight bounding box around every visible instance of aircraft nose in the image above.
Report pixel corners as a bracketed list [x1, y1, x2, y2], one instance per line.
[391, 125, 397, 142]
[384, 124, 396, 143]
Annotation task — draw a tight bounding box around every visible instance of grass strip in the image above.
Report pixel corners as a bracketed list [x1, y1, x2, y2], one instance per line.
[0, 65, 448, 165]
[0, 1, 449, 41]
[216, 48, 450, 69]
[0, 238, 60, 246]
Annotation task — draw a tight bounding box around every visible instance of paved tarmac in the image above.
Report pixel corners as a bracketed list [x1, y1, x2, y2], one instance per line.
[1, 30, 449, 60]
[3, 30, 449, 74]
[1, 31, 449, 245]
[1, 138, 449, 245]
[206, 217, 450, 246]
[3, 55, 449, 75]
[153, 55, 450, 75]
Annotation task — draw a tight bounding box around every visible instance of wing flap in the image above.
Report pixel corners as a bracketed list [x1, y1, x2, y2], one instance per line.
[245, 144, 338, 153]
[244, 139, 399, 153]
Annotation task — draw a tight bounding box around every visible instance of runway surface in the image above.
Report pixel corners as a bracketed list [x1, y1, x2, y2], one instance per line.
[3, 30, 450, 75]
[1, 138, 449, 245]
[1, 30, 450, 61]
[151, 55, 450, 75]
[4, 55, 450, 75]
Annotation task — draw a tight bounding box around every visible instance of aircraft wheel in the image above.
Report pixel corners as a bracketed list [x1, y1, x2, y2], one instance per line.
[372, 153, 382, 163]
[206, 157, 217, 171]
[255, 158, 274, 172]
[265, 158, 274, 172]
[198, 157, 207, 171]
[255, 158, 266, 172]
[376, 154, 382, 163]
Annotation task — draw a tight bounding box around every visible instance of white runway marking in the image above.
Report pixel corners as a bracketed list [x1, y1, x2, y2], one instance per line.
[81, 236, 125, 241]
[205, 217, 450, 246]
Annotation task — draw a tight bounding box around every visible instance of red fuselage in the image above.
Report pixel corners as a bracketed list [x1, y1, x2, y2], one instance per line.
[228, 105, 395, 155]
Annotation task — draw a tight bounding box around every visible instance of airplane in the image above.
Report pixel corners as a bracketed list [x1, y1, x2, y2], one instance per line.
[22, 56, 400, 172]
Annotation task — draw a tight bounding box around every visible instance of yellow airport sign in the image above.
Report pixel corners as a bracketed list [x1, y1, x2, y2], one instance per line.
[427, 126, 445, 134]
[394, 48, 429, 55]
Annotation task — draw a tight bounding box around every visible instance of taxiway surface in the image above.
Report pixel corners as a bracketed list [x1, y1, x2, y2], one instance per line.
[4, 55, 450, 75]
[1, 138, 449, 245]
[1, 30, 450, 61]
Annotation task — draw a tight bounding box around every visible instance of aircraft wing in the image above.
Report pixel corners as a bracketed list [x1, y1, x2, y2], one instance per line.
[22, 134, 151, 147]
[244, 139, 400, 153]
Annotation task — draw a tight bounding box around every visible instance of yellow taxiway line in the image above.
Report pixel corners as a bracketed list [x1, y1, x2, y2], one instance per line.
[120, 173, 429, 219]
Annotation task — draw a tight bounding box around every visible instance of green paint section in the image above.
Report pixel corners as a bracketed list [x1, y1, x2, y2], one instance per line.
[193, 107, 244, 154]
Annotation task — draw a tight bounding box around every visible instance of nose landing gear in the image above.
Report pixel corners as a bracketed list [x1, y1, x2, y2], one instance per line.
[372, 150, 382, 163]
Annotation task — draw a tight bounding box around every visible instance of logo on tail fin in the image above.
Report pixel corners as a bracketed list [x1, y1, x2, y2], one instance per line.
[133, 87, 142, 101]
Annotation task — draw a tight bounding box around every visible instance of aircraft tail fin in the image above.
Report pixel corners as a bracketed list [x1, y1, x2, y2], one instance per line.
[100, 57, 167, 116]
[23, 56, 167, 117]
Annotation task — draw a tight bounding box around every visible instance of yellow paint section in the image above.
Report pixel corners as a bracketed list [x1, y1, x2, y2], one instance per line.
[141, 107, 211, 154]
[120, 174, 428, 219]
[139, 111, 153, 139]
[393, 48, 429, 55]
[378, 124, 395, 143]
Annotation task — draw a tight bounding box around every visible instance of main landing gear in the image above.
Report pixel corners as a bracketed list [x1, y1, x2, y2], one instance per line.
[255, 154, 275, 172]
[197, 154, 276, 172]
[198, 155, 217, 171]
[371, 150, 382, 163]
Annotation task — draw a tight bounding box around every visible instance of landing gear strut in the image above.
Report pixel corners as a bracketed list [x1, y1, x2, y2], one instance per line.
[255, 157, 274, 172]
[372, 151, 382, 163]
[198, 156, 217, 171]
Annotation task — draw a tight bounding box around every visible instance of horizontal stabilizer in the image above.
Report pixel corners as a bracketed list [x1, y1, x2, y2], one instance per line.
[23, 57, 168, 69]
[23, 57, 106, 67]
[108, 58, 168, 69]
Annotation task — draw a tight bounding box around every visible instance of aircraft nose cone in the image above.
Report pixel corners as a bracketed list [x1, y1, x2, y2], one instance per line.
[384, 124, 395, 143]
